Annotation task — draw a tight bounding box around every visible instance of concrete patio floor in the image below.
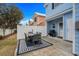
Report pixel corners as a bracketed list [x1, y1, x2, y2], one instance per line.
[19, 36, 74, 56]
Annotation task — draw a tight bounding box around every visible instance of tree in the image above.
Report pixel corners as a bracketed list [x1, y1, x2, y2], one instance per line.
[0, 7, 9, 36]
[0, 4, 23, 36]
[8, 6, 23, 33]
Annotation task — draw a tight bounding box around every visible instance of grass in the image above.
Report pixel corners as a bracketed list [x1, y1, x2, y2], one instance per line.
[0, 34, 16, 56]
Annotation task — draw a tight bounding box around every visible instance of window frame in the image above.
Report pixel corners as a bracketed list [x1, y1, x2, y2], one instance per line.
[52, 3, 54, 9]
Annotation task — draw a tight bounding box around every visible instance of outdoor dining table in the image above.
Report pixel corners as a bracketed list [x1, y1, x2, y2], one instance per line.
[28, 33, 42, 45]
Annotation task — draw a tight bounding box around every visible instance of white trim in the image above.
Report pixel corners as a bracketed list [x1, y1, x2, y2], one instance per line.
[63, 16, 64, 39]
[72, 3, 76, 54]
[35, 12, 46, 16]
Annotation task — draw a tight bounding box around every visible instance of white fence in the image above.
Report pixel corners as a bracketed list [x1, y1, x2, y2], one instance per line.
[17, 25, 47, 40]
[0, 28, 14, 36]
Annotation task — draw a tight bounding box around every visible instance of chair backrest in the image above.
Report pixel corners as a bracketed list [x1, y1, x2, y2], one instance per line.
[37, 33, 41, 39]
[34, 33, 41, 40]
[24, 33, 28, 41]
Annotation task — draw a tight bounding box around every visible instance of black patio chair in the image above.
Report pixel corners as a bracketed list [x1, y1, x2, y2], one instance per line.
[32, 33, 42, 45]
[25, 33, 35, 46]
[24, 33, 29, 46]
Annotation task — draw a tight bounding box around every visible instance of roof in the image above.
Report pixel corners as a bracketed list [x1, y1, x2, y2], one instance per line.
[35, 12, 46, 17]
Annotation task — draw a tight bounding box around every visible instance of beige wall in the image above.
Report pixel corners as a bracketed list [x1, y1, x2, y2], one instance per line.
[29, 15, 46, 26]
[37, 16, 46, 26]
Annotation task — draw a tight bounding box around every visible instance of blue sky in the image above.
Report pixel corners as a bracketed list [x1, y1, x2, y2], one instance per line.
[16, 3, 46, 25]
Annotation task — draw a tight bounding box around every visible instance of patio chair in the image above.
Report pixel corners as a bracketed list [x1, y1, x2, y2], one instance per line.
[32, 33, 42, 45]
[36, 33, 42, 44]
[25, 33, 35, 46]
[24, 33, 29, 46]
[24, 33, 30, 46]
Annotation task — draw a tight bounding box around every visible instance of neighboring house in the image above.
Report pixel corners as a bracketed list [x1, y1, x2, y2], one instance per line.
[28, 20, 34, 26]
[29, 12, 46, 26]
[44, 3, 79, 55]
[17, 12, 47, 40]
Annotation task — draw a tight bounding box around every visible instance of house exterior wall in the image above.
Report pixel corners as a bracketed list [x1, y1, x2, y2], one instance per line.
[44, 3, 79, 55]
[73, 4, 79, 55]
[47, 18, 63, 37]
[45, 3, 73, 39]
[45, 3, 73, 20]
[45, 3, 79, 55]
[37, 16, 46, 26]
[31, 13, 46, 26]
[45, 3, 74, 40]
[63, 12, 73, 41]
[33, 15, 45, 26]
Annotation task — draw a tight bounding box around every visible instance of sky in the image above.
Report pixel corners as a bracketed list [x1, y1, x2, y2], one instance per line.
[16, 3, 46, 25]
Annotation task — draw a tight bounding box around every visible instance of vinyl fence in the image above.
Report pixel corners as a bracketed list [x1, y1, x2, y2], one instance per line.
[17, 25, 47, 40]
[0, 29, 15, 36]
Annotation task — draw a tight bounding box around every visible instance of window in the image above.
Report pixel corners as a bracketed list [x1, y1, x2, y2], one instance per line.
[76, 21, 79, 30]
[52, 24, 55, 28]
[34, 17, 37, 22]
[53, 26, 55, 28]
[52, 3, 54, 9]
[59, 23, 63, 27]
[59, 23, 63, 28]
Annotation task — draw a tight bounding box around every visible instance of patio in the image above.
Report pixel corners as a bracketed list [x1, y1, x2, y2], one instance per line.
[17, 36, 74, 56]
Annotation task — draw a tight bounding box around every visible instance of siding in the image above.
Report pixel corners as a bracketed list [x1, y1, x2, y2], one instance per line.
[74, 4, 79, 55]
[46, 3, 73, 20]
[47, 18, 63, 37]
[63, 12, 73, 41]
